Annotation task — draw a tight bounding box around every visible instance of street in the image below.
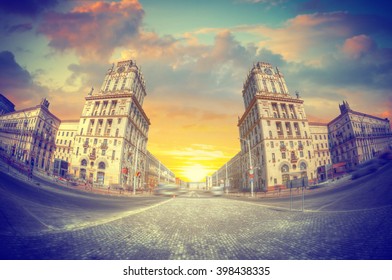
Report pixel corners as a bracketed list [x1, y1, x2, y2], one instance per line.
[0, 162, 392, 259]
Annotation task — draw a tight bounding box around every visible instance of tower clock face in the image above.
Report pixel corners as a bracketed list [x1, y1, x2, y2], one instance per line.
[117, 66, 125, 73]
[264, 68, 273, 75]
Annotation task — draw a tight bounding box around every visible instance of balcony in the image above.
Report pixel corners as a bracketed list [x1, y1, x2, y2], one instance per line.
[298, 144, 304, 150]
[101, 143, 108, 150]
[280, 145, 286, 152]
[89, 153, 96, 160]
[290, 157, 298, 163]
[83, 142, 89, 148]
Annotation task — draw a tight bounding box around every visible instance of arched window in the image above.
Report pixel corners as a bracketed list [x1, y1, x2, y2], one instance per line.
[281, 164, 289, 173]
[81, 159, 87, 166]
[98, 162, 106, 169]
[300, 162, 307, 170]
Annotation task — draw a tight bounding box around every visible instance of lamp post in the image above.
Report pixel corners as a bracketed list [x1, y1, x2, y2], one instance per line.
[239, 137, 254, 197]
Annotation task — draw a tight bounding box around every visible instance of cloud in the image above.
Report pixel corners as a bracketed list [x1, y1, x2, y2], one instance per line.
[37, 0, 144, 61]
[0, 51, 32, 89]
[342, 35, 377, 59]
[6, 23, 33, 33]
[162, 144, 226, 161]
[0, 0, 59, 17]
[0, 50, 48, 108]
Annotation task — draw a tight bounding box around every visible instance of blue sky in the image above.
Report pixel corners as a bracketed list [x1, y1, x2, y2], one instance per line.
[0, 0, 391, 180]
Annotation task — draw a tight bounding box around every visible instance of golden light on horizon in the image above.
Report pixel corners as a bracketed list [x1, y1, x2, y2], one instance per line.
[181, 164, 209, 182]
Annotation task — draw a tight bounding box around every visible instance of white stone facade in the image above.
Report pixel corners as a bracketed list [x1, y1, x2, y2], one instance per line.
[70, 60, 150, 189]
[328, 101, 392, 169]
[213, 63, 391, 191]
[238, 62, 315, 191]
[309, 122, 332, 181]
[0, 98, 60, 173]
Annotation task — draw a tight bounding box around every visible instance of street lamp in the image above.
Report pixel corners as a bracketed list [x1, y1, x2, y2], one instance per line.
[239, 137, 254, 197]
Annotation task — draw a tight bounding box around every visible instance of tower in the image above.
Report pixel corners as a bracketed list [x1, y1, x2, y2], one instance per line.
[71, 60, 150, 189]
[238, 62, 315, 191]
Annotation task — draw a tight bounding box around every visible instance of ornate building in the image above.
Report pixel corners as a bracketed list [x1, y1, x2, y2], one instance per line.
[328, 101, 392, 169]
[70, 60, 150, 189]
[0, 98, 60, 172]
[237, 62, 315, 192]
[212, 63, 392, 191]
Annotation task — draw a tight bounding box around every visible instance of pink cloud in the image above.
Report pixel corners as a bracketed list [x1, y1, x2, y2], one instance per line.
[342, 34, 376, 59]
[38, 0, 144, 61]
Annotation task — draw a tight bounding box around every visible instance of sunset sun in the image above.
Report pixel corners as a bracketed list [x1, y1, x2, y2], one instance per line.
[182, 164, 209, 182]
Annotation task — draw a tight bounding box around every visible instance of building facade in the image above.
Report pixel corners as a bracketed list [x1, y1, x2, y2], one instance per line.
[237, 62, 315, 191]
[70, 60, 151, 189]
[0, 98, 60, 173]
[212, 63, 392, 191]
[328, 101, 392, 169]
[53, 120, 78, 177]
[145, 151, 176, 190]
[309, 122, 332, 181]
[210, 152, 242, 191]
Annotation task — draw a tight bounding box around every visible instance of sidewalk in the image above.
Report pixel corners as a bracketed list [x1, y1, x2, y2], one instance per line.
[225, 175, 352, 200]
[0, 158, 153, 198]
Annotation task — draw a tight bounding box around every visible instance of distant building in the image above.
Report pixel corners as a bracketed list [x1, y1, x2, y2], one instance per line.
[145, 151, 176, 190]
[0, 98, 60, 172]
[328, 101, 392, 169]
[0, 94, 15, 115]
[53, 120, 79, 177]
[309, 122, 332, 181]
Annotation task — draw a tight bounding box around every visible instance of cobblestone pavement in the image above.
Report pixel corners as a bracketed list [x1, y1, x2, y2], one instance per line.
[1, 195, 391, 260]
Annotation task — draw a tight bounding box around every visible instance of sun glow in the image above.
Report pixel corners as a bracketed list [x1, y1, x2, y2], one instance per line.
[182, 164, 208, 182]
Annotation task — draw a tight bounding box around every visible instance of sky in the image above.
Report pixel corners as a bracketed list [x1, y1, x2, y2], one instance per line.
[1, 0, 391, 182]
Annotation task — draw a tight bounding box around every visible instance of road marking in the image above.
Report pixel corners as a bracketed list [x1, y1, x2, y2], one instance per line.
[231, 198, 392, 214]
[62, 198, 174, 232]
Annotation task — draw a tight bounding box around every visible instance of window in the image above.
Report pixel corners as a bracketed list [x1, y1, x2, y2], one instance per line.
[281, 164, 289, 173]
[98, 162, 106, 169]
[111, 150, 115, 160]
[81, 159, 87, 166]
